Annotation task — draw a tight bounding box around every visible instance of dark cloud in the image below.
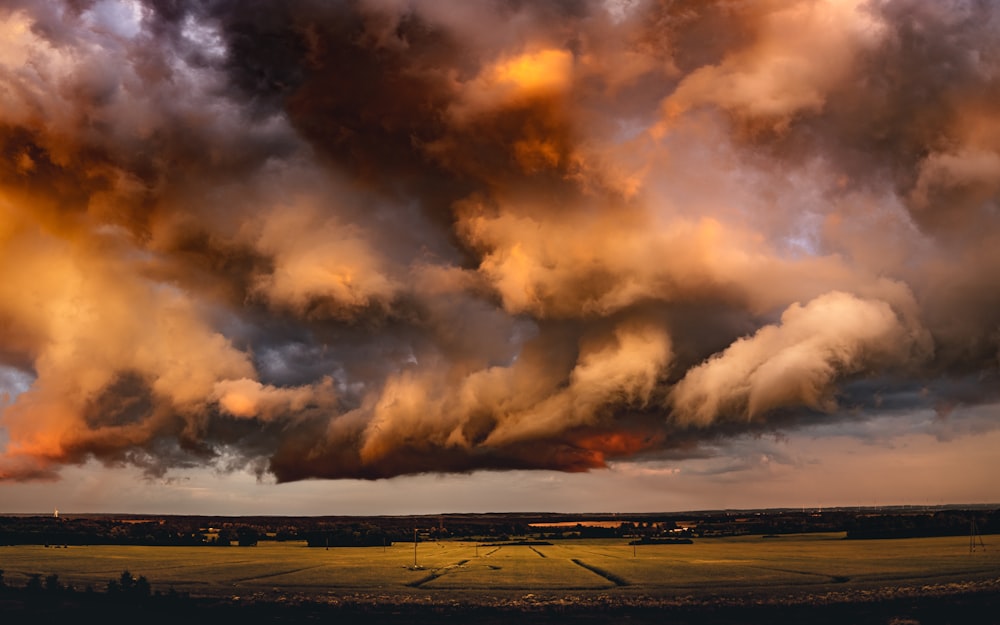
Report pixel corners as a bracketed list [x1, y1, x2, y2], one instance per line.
[1, 0, 999, 483]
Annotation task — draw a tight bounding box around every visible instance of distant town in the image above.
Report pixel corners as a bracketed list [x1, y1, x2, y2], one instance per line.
[2, 505, 996, 547]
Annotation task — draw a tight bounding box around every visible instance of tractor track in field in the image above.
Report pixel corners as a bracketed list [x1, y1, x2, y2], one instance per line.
[748, 565, 851, 584]
[554, 545, 624, 560]
[405, 559, 470, 588]
[528, 546, 547, 558]
[231, 564, 329, 583]
[570, 558, 630, 587]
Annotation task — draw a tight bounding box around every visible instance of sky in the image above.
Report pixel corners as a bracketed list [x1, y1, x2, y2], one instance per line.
[1, 0, 999, 515]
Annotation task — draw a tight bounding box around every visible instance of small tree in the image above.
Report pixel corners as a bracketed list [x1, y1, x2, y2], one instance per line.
[44, 573, 62, 593]
[237, 527, 259, 547]
[133, 575, 151, 598]
[25, 573, 43, 593]
[215, 528, 235, 546]
[119, 570, 136, 593]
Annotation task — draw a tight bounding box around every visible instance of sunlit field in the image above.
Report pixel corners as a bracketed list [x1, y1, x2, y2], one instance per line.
[2, 533, 997, 602]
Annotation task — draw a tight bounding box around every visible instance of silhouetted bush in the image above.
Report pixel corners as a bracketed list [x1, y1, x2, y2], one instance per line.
[24, 573, 43, 593]
[237, 527, 259, 546]
[134, 575, 151, 598]
[44, 573, 62, 593]
[106, 570, 151, 602]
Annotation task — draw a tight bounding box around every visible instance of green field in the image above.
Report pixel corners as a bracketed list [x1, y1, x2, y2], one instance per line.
[2, 534, 998, 603]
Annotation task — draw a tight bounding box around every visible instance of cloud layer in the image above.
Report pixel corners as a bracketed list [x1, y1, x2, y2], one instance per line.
[1, 0, 998, 483]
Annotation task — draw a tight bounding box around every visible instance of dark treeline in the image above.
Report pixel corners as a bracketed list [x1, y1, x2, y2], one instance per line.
[0, 566, 200, 624]
[304, 523, 397, 548]
[844, 509, 1000, 540]
[0, 506, 997, 547]
[1, 566, 176, 605]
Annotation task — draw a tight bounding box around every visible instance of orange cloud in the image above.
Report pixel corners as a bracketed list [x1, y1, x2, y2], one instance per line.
[1, 0, 998, 487]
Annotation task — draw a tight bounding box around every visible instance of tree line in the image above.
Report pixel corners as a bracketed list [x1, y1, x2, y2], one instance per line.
[1, 507, 996, 547]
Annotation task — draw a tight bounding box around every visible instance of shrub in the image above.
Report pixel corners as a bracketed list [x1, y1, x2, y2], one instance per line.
[25, 573, 43, 593]
[44, 573, 62, 593]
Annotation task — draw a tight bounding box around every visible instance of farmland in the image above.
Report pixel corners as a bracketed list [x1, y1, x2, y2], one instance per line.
[2, 533, 997, 604]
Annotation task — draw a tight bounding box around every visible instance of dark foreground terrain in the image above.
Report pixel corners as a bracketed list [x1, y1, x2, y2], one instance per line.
[0, 588, 1000, 625]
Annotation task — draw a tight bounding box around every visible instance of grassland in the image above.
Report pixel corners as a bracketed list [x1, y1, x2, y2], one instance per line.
[2, 532, 998, 607]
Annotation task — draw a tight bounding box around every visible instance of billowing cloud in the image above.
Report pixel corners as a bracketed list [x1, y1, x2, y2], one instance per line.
[212, 377, 336, 421]
[657, 0, 884, 132]
[1, 0, 998, 484]
[249, 202, 401, 319]
[671, 291, 931, 426]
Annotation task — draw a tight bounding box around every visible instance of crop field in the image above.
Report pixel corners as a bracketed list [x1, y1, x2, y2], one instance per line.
[1, 533, 998, 603]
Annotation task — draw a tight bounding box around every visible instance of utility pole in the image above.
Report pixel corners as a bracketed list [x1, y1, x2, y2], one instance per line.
[970, 517, 987, 553]
[413, 527, 418, 568]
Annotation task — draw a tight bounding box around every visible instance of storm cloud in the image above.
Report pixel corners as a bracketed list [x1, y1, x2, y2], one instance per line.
[1, 0, 999, 483]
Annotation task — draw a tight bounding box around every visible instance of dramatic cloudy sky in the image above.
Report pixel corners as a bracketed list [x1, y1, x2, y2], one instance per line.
[1, 0, 999, 514]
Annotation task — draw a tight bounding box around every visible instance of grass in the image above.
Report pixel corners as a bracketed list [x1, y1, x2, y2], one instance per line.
[1, 533, 997, 600]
